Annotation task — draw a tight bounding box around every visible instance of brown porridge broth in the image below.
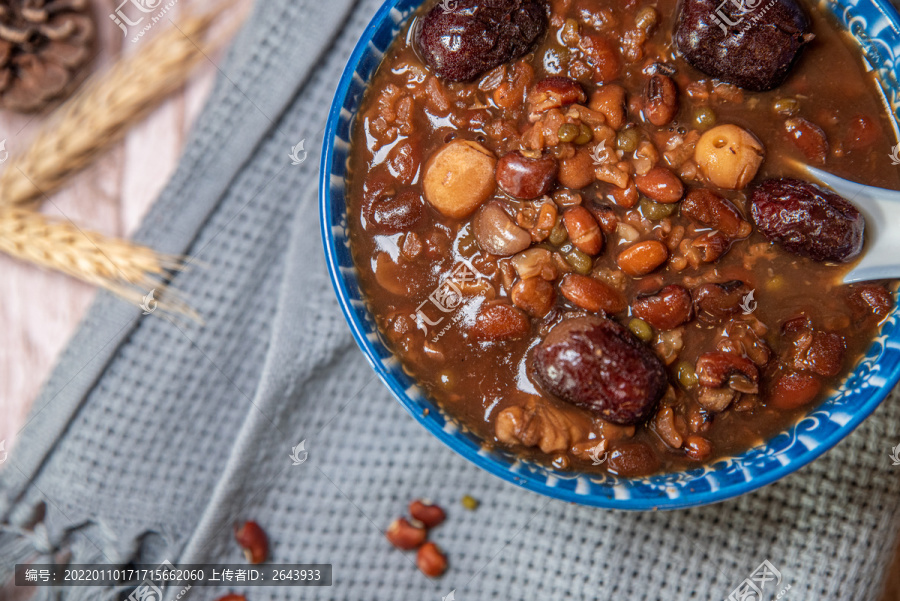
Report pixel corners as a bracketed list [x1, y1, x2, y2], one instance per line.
[345, 0, 899, 476]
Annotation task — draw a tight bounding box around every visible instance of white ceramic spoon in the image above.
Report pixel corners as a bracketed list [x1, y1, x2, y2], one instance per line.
[792, 164, 900, 283]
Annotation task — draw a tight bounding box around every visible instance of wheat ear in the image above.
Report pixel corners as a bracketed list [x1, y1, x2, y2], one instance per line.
[0, 11, 223, 208]
[0, 207, 198, 319]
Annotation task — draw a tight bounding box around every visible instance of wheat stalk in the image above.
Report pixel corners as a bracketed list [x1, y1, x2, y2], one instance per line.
[0, 10, 225, 208]
[0, 4, 245, 318]
[0, 207, 198, 318]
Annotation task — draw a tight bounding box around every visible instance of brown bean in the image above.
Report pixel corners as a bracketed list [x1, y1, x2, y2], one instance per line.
[234, 521, 268, 564]
[654, 406, 684, 448]
[563, 206, 604, 255]
[782, 314, 812, 335]
[610, 181, 638, 208]
[385, 517, 427, 550]
[697, 387, 737, 412]
[632, 284, 693, 330]
[643, 74, 679, 126]
[496, 151, 558, 199]
[474, 201, 532, 256]
[845, 114, 878, 151]
[401, 232, 423, 259]
[589, 84, 627, 130]
[722, 320, 771, 367]
[634, 166, 684, 203]
[580, 33, 620, 83]
[692, 280, 752, 321]
[416, 542, 448, 577]
[784, 117, 828, 164]
[553, 189, 583, 208]
[606, 442, 660, 477]
[684, 436, 712, 461]
[365, 189, 426, 234]
[530, 202, 558, 242]
[502, 62, 534, 108]
[386, 140, 419, 185]
[558, 149, 595, 190]
[472, 303, 531, 341]
[528, 76, 587, 115]
[409, 499, 446, 528]
[588, 203, 619, 234]
[695, 351, 759, 392]
[511, 248, 557, 280]
[511, 277, 556, 317]
[681, 188, 752, 238]
[770, 372, 822, 410]
[691, 231, 731, 263]
[559, 273, 626, 314]
[847, 284, 894, 321]
[791, 330, 845, 377]
[616, 240, 669, 277]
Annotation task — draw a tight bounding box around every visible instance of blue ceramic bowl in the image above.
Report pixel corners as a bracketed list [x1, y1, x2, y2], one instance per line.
[320, 0, 900, 510]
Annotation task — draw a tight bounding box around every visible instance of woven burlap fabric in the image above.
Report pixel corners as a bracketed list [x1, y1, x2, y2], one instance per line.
[2, 0, 900, 599]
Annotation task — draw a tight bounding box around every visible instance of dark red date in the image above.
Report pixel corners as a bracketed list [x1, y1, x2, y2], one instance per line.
[415, 0, 548, 82]
[534, 316, 667, 425]
[750, 178, 864, 263]
[674, 0, 812, 91]
[364, 189, 426, 234]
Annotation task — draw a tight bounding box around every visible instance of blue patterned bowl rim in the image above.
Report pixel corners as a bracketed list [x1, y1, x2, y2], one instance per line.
[319, 0, 900, 510]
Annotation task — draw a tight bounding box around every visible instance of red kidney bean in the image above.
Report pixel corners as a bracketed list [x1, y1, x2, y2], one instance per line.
[472, 303, 531, 341]
[845, 114, 879, 151]
[528, 76, 587, 114]
[495, 151, 558, 199]
[563, 206, 604, 255]
[409, 499, 446, 528]
[692, 280, 753, 321]
[364, 189, 426, 234]
[681, 188, 751, 238]
[784, 117, 828, 164]
[385, 517, 427, 550]
[791, 330, 845, 377]
[643, 74, 679, 126]
[632, 284, 693, 330]
[580, 33, 620, 83]
[559, 274, 626, 314]
[634, 166, 684, 203]
[847, 284, 894, 322]
[695, 351, 759, 392]
[770, 372, 822, 410]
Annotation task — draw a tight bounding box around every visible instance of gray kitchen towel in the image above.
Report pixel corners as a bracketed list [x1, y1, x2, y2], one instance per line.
[2, 0, 900, 599]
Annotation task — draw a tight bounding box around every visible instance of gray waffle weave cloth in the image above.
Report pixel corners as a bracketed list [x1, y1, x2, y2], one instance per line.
[2, 1, 900, 600]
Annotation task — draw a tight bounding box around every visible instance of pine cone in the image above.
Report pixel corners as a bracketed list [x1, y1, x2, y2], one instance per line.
[0, 0, 95, 113]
